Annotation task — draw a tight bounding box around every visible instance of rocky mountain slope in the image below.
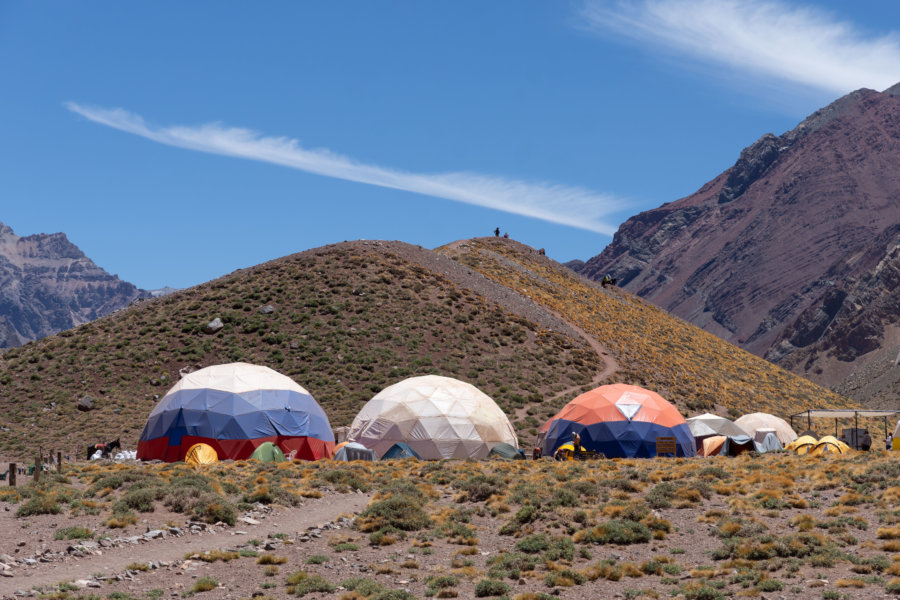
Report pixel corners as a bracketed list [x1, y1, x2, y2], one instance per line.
[582, 83, 900, 405]
[0, 237, 848, 459]
[0, 221, 147, 348]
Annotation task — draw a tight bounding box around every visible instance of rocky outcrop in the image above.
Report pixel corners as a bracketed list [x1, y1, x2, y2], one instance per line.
[582, 83, 900, 403]
[0, 221, 148, 348]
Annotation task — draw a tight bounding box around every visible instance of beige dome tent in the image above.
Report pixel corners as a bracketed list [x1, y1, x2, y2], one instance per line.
[347, 375, 518, 459]
[734, 412, 798, 446]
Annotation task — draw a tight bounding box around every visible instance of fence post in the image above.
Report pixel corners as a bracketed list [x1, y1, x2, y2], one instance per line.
[57, 452, 62, 473]
[9, 463, 15, 487]
[33, 456, 40, 483]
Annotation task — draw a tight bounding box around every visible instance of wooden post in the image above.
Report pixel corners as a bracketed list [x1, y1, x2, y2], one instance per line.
[57, 452, 62, 473]
[9, 463, 15, 487]
[33, 456, 40, 483]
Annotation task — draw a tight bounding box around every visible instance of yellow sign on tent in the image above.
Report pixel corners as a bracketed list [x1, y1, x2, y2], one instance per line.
[185, 443, 218, 466]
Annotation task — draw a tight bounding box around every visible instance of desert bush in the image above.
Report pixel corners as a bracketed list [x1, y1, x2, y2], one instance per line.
[359, 495, 430, 532]
[54, 526, 93, 540]
[190, 576, 218, 593]
[576, 519, 651, 545]
[455, 474, 506, 502]
[474, 579, 511, 597]
[487, 553, 538, 580]
[286, 571, 335, 596]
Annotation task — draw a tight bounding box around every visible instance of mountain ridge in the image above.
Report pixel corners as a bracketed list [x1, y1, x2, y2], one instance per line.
[581, 83, 900, 406]
[0, 221, 148, 348]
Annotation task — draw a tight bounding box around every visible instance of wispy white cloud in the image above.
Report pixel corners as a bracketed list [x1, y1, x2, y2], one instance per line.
[65, 102, 623, 235]
[580, 0, 900, 95]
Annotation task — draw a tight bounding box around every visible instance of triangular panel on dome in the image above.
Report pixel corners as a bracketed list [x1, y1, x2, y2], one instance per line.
[540, 384, 695, 459]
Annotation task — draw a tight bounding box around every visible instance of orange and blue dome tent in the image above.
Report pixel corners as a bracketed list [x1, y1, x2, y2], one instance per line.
[137, 363, 334, 462]
[540, 383, 695, 458]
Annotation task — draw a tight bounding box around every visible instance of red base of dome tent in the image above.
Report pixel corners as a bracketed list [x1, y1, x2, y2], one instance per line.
[137, 435, 334, 462]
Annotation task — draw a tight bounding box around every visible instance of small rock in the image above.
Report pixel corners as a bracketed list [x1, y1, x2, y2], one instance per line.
[259, 305, 275, 314]
[239, 517, 261, 525]
[203, 318, 224, 334]
[77, 396, 94, 412]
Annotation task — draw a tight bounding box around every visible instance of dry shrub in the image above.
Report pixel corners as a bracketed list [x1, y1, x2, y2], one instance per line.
[791, 515, 816, 531]
[877, 526, 900, 539]
[834, 578, 866, 588]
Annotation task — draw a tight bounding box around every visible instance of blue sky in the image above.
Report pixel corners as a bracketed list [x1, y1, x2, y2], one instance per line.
[3, 1, 900, 290]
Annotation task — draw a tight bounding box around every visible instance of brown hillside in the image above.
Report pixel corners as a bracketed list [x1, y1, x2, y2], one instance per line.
[0, 238, 851, 459]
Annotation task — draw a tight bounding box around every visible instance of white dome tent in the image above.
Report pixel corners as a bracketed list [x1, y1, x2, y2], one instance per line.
[347, 375, 518, 459]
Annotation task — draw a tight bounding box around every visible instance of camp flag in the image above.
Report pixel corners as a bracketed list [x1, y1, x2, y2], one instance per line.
[137, 363, 334, 462]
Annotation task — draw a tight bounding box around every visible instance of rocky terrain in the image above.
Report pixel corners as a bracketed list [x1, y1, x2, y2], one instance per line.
[0, 222, 147, 349]
[1, 450, 899, 599]
[582, 83, 900, 406]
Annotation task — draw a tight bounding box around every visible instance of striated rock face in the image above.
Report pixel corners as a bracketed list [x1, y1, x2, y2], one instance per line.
[582, 84, 900, 403]
[0, 221, 148, 348]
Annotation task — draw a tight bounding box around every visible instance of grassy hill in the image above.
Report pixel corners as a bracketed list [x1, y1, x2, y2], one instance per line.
[0, 238, 852, 459]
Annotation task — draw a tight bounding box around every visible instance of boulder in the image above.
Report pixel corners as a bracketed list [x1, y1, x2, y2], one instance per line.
[203, 318, 224, 334]
[76, 396, 94, 412]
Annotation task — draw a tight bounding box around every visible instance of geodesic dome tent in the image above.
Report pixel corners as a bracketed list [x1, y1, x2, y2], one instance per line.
[137, 362, 334, 462]
[347, 375, 518, 459]
[686, 413, 750, 440]
[540, 383, 695, 458]
[734, 412, 798, 446]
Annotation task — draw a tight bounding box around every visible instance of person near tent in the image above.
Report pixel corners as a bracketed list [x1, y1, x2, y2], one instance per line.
[571, 431, 582, 460]
[861, 431, 871, 451]
[887, 433, 893, 450]
[494, 227, 500, 237]
[532, 446, 541, 460]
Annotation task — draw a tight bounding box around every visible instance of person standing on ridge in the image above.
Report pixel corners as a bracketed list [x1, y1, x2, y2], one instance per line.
[494, 227, 500, 237]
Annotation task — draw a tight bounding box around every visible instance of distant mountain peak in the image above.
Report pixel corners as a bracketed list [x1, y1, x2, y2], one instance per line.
[0, 220, 148, 348]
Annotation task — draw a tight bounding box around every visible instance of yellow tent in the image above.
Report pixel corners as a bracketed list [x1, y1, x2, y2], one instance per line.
[185, 443, 218, 466]
[809, 436, 850, 456]
[786, 435, 818, 455]
[553, 443, 587, 461]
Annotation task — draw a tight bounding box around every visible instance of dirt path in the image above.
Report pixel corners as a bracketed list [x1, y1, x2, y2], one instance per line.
[0, 492, 371, 598]
[514, 312, 619, 423]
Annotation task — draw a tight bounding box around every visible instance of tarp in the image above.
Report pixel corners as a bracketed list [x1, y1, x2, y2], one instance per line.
[699, 435, 726, 457]
[734, 413, 798, 446]
[137, 363, 335, 462]
[381, 442, 421, 460]
[488, 442, 524, 459]
[687, 413, 750, 439]
[810, 435, 850, 456]
[754, 432, 783, 453]
[348, 375, 518, 460]
[334, 442, 376, 462]
[250, 441, 286, 462]
[786, 435, 818, 455]
[185, 443, 218, 466]
[540, 384, 695, 458]
[720, 435, 755, 456]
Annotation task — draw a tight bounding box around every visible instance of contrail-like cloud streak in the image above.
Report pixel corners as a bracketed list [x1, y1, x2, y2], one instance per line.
[66, 103, 623, 235]
[581, 0, 900, 95]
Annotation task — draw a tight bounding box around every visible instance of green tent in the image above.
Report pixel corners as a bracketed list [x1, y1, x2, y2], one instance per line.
[487, 442, 523, 459]
[249, 442, 286, 463]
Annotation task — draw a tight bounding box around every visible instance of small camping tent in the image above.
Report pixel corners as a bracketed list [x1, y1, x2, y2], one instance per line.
[348, 375, 518, 459]
[381, 442, 421, 460]
[734, 413, 798, 446]
[488, 442, 525, 459]
[810, 435, 850, 456]
[334, 442, 376, 462]
[540, 383, 695, 458]
[698, 435, 726, 457]
[185, 443, 218, 466]
[137, 362, 334, 462]
[250, 441, 287, 463]
[786, 435, 818, 455]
